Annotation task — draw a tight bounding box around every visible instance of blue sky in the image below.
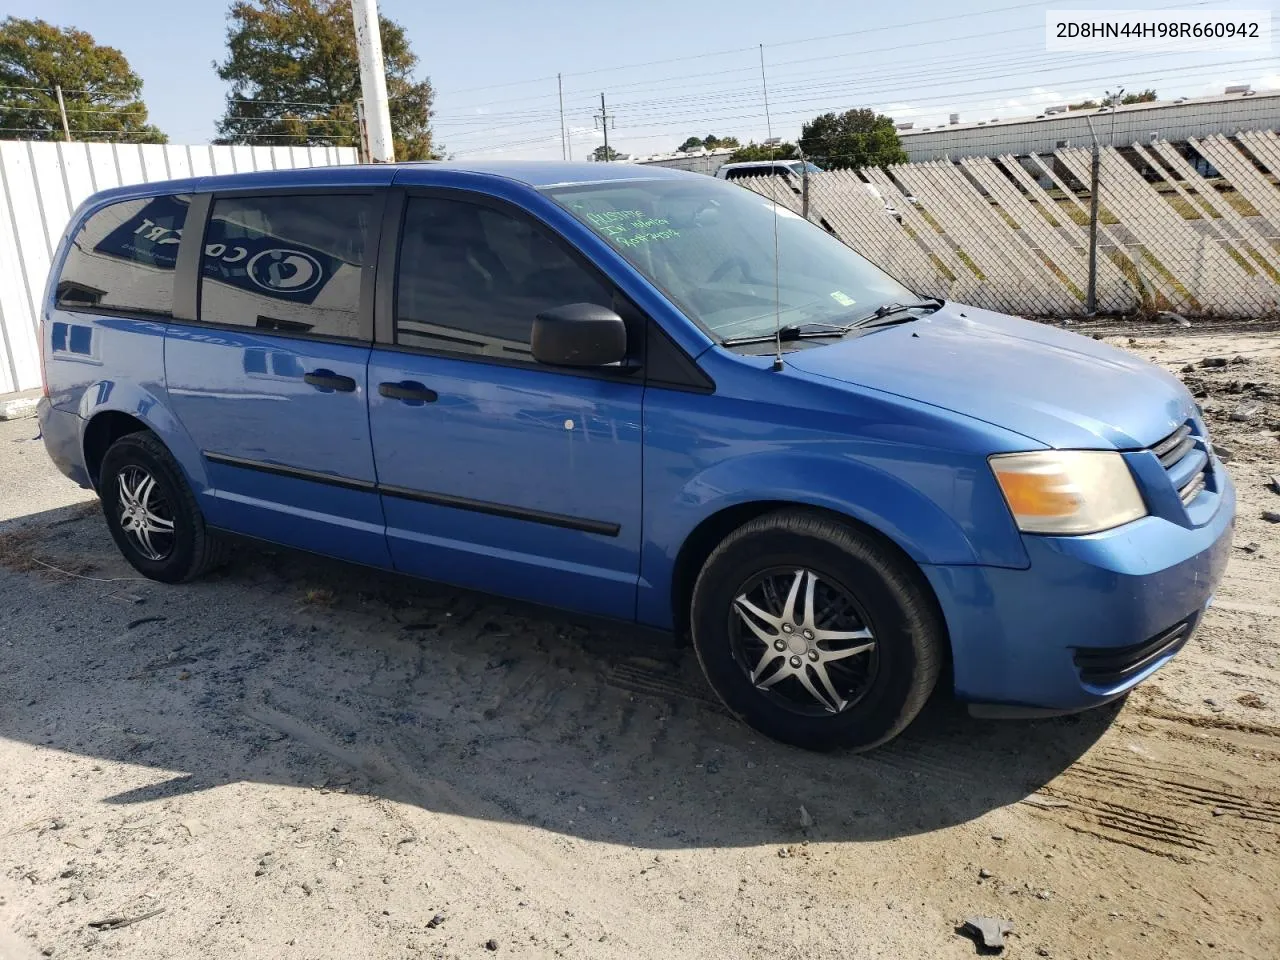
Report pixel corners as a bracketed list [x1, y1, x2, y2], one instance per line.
[9, 0, 1279, 159]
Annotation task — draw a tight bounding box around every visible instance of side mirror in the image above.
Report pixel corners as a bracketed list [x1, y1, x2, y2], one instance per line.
[531, 303, 627, 367]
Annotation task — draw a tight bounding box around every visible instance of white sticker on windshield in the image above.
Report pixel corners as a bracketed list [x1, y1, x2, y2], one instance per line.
[830, 291, 856, 307]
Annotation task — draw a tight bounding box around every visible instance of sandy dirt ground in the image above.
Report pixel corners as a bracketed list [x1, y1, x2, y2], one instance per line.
[0, 320, 1277, 960]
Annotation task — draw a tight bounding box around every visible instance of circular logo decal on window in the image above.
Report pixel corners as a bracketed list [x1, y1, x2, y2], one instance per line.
[246, 248, 324, 293]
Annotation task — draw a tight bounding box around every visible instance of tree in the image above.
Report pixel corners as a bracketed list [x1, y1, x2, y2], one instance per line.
[676, 134, 740, 152]
[591, 144, 623, 162]
[1071, 89, 1157, 110]
[215, 0, 436, 160]
[0, 18, 166, 143]
[729, 141, 798, 162]
[798, 109, 905, 170]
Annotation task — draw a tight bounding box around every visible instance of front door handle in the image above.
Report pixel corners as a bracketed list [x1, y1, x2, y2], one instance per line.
[304, 370, 357, 392]
[379, 381, 438, 404]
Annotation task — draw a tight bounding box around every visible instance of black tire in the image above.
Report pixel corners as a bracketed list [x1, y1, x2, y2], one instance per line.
[690, 509, 944, 751]
[98, 431, 228, 583]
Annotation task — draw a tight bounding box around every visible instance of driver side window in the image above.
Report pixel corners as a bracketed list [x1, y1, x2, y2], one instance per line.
[395, 197, 614, 362]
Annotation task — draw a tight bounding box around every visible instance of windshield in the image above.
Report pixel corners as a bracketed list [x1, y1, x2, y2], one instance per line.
[542, 177, 913, 342]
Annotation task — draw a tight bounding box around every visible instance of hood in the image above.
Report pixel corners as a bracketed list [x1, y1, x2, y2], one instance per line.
[784, 305, 1193, 449]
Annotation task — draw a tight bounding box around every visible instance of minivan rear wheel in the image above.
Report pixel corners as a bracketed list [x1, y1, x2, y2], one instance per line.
[690, 509, 944, 751]
[99, 432, 228, 583]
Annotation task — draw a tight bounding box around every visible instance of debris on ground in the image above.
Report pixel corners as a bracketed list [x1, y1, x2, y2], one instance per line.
[485, 939, 499, 951]
[1235, 542, 1261, 553]
[1230, 401, 1262, 422]
[1156, 311, 1191, 327]
[1263, 511, 1280, 524]
[87, 907, 165, 930]
[1199, 357, 1228, 368]
[798, 805, 814, 830]
[1238, 693, 1267, 709]
[126, 616, 166, 630]
[959, 916, 1014, 951]
[426, 914, 446, 929]
[1269, 475, 1280, 495]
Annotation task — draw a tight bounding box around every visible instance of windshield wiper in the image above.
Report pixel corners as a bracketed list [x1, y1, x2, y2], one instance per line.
[720, 322, 851, 346]
[845, 297, 945, 329]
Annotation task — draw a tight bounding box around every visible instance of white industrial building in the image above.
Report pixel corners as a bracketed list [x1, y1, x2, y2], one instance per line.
[633, 148, 736, 175]
[898, 89, 1280, 163]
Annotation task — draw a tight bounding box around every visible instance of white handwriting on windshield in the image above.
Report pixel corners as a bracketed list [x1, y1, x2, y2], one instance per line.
[586, 210, 681, 247]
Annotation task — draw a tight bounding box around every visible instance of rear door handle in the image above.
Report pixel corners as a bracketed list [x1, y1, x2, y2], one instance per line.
[378, 381, 438, 404]
[304, 370, 357, 392]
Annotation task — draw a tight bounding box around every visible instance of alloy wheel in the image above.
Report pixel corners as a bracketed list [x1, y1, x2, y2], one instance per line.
[728, 567, 878, 716]
[115, 465, 175, 561]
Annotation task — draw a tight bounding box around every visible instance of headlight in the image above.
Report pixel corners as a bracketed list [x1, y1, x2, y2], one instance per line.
[989, 450, 1147, 535]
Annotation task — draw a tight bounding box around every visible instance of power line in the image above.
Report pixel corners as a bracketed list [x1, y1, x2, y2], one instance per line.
[435, 0, 1062, 100]
[430, 0, 1246, 126]
[439, 48, 1271, 151]
[458, 58, 1278, 155]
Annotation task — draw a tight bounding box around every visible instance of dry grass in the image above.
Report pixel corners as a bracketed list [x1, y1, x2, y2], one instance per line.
[0, 526, 44, 573]
[0, 524, 99, 579]
[302, 587, 337, 607]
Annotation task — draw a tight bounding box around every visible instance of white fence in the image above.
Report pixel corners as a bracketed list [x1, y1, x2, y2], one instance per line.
[0, 140, 357, 395]
[740, 131, 1280, 320]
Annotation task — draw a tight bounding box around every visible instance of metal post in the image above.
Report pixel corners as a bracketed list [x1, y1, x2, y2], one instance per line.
[54, 85, 71, 142]
[558, 74, 567, 161]
[350, 0, 394, 162]
[354, 99, 370, 163]
[1084, 112, 1103, 315]
[1087, 141, 1100, 314]
[600, 93, 610, 161]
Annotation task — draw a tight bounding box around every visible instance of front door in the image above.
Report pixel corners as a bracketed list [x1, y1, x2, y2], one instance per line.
[165, 191, 390, 568]
[368, 193, 643, 618]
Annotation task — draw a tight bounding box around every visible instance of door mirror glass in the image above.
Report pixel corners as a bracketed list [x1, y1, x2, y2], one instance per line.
[531, 303, 627, 367]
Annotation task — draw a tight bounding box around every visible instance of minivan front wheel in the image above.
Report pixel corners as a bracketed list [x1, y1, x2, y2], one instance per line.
[99, 432, 227, 583]
[690, 509, 944, 751]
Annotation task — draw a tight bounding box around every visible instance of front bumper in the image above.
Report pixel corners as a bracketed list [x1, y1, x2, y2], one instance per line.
[923, 471, 1236, 714]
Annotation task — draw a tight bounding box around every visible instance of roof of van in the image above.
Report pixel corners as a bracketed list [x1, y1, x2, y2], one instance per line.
[82, 161, 701, 207]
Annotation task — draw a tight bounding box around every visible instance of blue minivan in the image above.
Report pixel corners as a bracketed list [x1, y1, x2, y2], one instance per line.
[38, 162, 1234, 750]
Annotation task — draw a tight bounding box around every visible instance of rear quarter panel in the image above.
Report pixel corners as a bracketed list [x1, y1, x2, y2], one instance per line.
[41, 188, 208, 491]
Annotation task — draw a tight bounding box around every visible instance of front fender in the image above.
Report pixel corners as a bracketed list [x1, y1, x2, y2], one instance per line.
[78, 379, 210, 492]
[637, 446, 1028, 630]
[679, 451, 984, 562]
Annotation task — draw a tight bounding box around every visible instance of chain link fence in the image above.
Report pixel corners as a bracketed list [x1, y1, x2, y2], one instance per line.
[738, 131, 1280, 320]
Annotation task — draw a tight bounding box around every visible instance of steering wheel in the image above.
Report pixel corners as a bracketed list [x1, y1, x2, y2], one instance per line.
[707, 255, 758, 284]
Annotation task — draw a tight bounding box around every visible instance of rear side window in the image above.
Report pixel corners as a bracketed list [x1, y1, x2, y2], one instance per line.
[55, 195, 189, 316]
[198, 194, 371, 340]
[394, 196, 613, 361]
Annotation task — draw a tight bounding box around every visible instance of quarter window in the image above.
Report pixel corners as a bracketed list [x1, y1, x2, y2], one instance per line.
[198, 195, 371, 339]
[55, 194, 189, 316]
[395, 197, 614, 361]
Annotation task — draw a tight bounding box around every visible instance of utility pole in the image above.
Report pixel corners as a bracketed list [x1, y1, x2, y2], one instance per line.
[558, 74, 567, 161]
[54, 85, 71, 142]
[594, 94, 613, 161]
[350, 0, 394, 162]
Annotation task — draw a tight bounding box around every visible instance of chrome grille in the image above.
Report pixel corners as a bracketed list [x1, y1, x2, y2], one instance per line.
[1150, 421, 1208, 508]
[1152, 424, 1193, 468]
[1179, 473, 1206, 505]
